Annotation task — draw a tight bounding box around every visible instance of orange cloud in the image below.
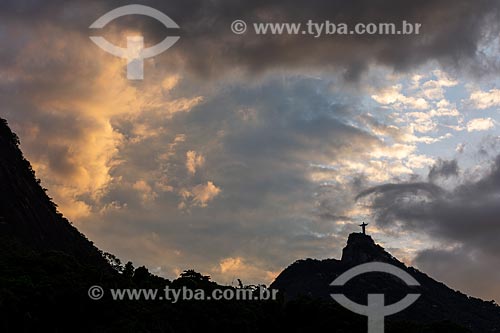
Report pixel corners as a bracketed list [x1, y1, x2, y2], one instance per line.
[186, 150, 205, 174]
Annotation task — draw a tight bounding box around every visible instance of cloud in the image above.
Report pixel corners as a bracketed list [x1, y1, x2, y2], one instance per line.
[469, 88, 500, 109]
[415, 247, 500, 301]
[371, 84, 429, 110]
[428, 159, 459, 182]
[432, 99, 459, 117]
[0, 21, 204, 220]
[406, 154, 436, 169]
[1, 0, 499, 80]
[420, 80, 445, 100]
[467, 118, 495, 132]
[214, 257, 279, 285]
[357, 156, 500, 247]
[357, 155, 500, 299]
[186, 150, 205, 175]
[456, 143, 466, 153]
[417, 72, 458, 100]
[370, 71, 464, 140]
[133, 180, 158, 203]
[187, 181, 221, 208]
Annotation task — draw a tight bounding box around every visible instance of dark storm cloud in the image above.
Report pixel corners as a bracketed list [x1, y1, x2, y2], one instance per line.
[357, 155, 500, 255]
[428, 159, 459, 182]
[414, 247, 500, 301]
[355, 182, 444, 202]
[1, 0, 499, 79]
[356, 155, 500, 300]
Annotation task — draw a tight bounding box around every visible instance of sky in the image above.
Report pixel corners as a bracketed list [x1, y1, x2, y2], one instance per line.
[1, 0, 500, 301]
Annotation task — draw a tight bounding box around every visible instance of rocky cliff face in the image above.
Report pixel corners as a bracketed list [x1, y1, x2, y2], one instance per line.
[341, 233, 394, 264]
[0, 118, 106, 267]
[271, 232, 500, 332]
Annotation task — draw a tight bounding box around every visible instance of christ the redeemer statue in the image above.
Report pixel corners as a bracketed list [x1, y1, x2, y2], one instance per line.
[359, 222, 368, 235]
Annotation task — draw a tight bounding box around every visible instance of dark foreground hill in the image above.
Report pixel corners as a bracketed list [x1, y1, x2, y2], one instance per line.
[0, 118, 110, 267]
[1, 117, 499, 332]
[271, 233, 500, 332]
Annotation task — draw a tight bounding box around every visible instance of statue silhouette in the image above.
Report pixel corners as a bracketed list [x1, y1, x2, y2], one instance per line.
[359, 222, 368, 235]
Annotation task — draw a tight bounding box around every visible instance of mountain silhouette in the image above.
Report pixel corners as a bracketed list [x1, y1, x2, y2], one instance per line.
[1, 116, 499, 332]
[0, 118, 109, 268]
[271, 232, 500, 332]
